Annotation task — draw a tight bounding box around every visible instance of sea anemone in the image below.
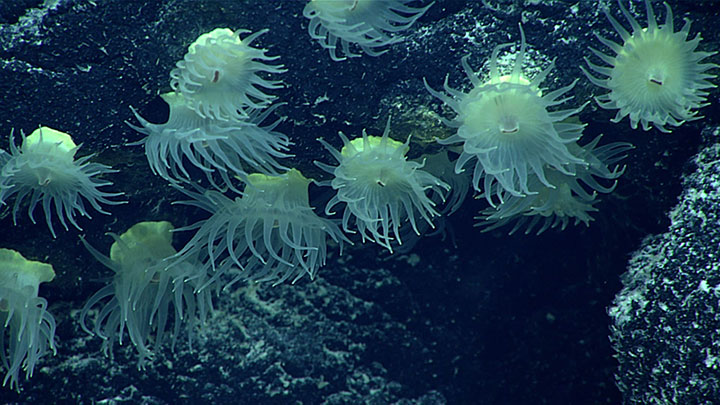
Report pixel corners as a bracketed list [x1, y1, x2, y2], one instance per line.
[128, 92, 291, 191]
[315, 118, 449, 252]
[0, 248, 56, 391]
[0, 127, 124, 238]
[170, 28, 285, 121]
[303, 0, 433, 61]
[582, 0, 718, 132]
[80, 221, 213, 368]
[425, 26, 587, 204]
[172, 169, 348, 286]
[477, 136, 633, 234]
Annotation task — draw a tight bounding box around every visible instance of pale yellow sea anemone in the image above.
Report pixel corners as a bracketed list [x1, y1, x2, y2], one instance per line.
[582, 0, 718, 132]
[172, 169, 348, 286]
[80, 221, 213, 368]
[170, 28, 285, 121]
[303, 0, 433, 61]
[128, 92, 291, 192]
[315, 118, 449, 252]
[426, 26, 587, 204]
[0, 249, 56, 391]
[477, 136, 633, 235]
[0, 127, 124, 238]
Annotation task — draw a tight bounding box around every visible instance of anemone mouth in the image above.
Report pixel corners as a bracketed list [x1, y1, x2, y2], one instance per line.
[647, 65, 667, 87]
[498, 115, 520, 134]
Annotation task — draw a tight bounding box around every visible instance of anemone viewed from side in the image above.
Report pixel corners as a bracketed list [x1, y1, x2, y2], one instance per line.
[315, 118, 449, 252]
[303, 0, 433, 61]
[170, 28, 285, 121]
[0, 127, 125, 238]
[80, 221, 213, 368]
[0, 248, 56, 391]
[582, 0, 718, 133]
[172, 169, 348, 286]
[128, 92, 291, 192]
[425, 26, 587, 205]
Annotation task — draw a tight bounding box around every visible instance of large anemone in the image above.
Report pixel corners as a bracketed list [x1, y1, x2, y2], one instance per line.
[170, 28, 285, 121]
[172, 169, 348, 286]
[80, 221, 213, 368]
[303, 0, 433, 61]
[582, 0, 718, 132]
[315, 119, 449, 252]
[425, 26, 587, 205]
[128, 92, 291, 192]
[0, 127, 124, 238]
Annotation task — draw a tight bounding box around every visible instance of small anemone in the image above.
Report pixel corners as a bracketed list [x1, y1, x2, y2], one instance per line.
[172, 169, 348, 286]
[303, 0, 433, 61]
[128, 92, 291, 192]
[170, 28, 285, 121]
[426, 25, 587, 205]
[582, 0, 718, 132]
[477, 136, 633, 235]
[315, 118, 449, 252]
[0, 127, 125, 238]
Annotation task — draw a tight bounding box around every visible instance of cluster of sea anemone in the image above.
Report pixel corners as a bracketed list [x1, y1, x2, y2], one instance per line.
[424, 0, 716, 233]
[1, 0, 717, 391]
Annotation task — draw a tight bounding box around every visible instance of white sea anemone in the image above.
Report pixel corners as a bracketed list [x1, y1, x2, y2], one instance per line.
[128, 92, 291, 191]
[315, 118, 449, 252]
[425, 26, 587, 205]
[172, 169, 348, 286]
[477, 136, 633, 234]
[170, 28, 285, 121]
[0, 127, 124, 238]
[582, 0, 718, 132]
[303, 0, 433, 61]
[0, 248, 56, 391]
[79, 221, 213, 368]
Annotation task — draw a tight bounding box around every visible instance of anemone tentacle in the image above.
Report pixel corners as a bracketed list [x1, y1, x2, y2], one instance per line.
[581, 0, 718, 132]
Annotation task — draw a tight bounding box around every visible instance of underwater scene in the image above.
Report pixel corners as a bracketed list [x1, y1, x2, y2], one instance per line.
[1, 0, 719, 403]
